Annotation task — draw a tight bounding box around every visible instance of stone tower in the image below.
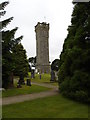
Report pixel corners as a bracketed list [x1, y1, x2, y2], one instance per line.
[35, 22, 50, 73]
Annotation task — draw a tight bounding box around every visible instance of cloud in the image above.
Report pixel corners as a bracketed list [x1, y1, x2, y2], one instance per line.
[1, 0, 74, 62]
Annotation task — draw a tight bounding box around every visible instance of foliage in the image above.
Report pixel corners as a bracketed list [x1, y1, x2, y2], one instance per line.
[12, 43, 29, 77]
[28, 57, 36, 64]
[0, 1, 15, 88]
[58, 2, 90, 103]
[51, 59, 60, 71]
[1, 1, 29, 89]
[28, 57, 36, 71]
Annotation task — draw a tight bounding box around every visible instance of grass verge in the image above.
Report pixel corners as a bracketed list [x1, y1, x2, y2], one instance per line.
[2, 94, 88, 118]
[2, 84, 50, 97]
[29, 73, 58, 86]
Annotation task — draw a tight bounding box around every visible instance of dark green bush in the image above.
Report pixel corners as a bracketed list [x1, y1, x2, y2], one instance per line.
[59, 71, 89, 103]
[58, 3, 90, 103]
[75, 90, 88, 102]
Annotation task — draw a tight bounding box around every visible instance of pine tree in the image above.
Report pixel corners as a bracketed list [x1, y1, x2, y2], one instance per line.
[0, 1, 14, 88]
[1, 1, 29, 89]
[58, 2, 90, 103]
[12, 43, 29, 78]
[2, 28, 23, 88]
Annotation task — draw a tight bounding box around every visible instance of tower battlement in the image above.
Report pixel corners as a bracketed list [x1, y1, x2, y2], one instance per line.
[35, 22, 49, 32]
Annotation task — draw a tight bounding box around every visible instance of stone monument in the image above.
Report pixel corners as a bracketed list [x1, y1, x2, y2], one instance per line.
[35, 22, 50, 73]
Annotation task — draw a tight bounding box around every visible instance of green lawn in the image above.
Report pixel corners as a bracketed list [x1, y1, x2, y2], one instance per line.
[29, 72, 58, 86]
[2, 84, 50, 97]
[2, 95, 88, 118]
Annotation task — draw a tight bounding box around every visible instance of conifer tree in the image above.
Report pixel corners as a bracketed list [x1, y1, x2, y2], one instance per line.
[0, 1, 14, 88]
[1, 1, 29, 88]
[12, 43, 29, 78]
[58, 2, 90, 103]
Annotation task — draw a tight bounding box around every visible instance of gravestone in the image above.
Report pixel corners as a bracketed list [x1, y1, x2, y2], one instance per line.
[50, 70, 55, 82]
[40, 73, 41, 79]
[18, 73, 25, 85]
[27, 79, 31, 86]
[31, 70, 35, 79]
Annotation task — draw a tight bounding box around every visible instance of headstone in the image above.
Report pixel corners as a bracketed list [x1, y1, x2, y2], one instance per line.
[31, 70, 35, 79]
[19, 73, 25, 85]
[50, 70, 55, 82]
[27, 79, 31, 86]
[40, 74, 41, 79]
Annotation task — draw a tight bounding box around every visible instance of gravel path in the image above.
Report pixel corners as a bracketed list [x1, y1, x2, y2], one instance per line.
[32, 82, 58, 89]
[1, 82, 59, 105]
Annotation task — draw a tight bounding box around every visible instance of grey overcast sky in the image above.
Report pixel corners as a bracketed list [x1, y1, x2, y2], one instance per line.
[1, 0, 74, 62]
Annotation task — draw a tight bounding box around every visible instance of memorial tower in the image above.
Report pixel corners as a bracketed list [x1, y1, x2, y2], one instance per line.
[35, 22, 50, 73]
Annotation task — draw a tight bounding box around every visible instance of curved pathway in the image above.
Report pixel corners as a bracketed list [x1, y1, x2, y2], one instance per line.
[32, 82, 58, 89]
[1, 82, 59, 105]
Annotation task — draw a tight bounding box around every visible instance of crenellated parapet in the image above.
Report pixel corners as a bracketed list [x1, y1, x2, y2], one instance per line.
[35, 22, 49, 32]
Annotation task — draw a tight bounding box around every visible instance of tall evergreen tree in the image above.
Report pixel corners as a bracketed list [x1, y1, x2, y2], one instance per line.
[12, 43, 29, 77]
[1, 1, 29, 89]
[58, 2, 90, 103]
[0, 1, 14, 88]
